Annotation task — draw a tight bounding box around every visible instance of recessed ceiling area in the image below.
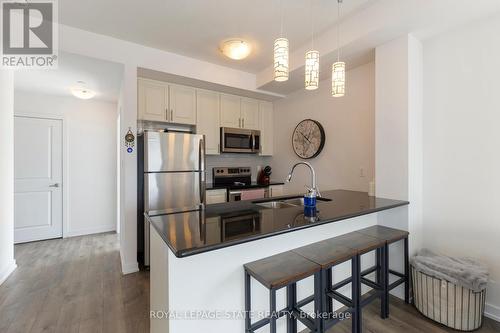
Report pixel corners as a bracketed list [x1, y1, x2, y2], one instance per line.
[14, 52, 124, 102]
[59, 0, 374, 74]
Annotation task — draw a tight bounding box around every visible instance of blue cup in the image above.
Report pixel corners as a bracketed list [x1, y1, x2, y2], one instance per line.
[303, 195, 316, 207]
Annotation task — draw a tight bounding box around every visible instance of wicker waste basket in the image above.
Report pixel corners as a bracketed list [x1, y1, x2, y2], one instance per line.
[411, 250, 488, 331]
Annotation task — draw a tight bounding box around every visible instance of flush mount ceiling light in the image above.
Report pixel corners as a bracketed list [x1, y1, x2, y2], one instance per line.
[331, 0, 346, 97]
[220, 39, 252, 60]
[71, 81, 96, 100]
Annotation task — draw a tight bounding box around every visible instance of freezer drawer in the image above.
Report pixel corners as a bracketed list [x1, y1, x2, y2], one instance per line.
[145, 172, 205, 213]
[144, 131, 205, 172]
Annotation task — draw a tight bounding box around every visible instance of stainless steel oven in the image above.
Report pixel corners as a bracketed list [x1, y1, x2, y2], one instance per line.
[220, 127, 260, 154]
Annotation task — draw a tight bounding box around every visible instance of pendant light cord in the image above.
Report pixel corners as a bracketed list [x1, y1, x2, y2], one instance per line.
[279, 0, 284, 37]
[337, 0, 341, 62]
[310, 0, 315, 49]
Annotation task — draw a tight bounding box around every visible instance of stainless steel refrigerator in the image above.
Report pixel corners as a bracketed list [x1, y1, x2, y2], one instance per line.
[139, 130, 206, 266]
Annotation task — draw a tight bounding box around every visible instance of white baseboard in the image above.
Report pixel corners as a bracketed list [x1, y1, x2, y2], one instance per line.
[0, 260, 17, 286]
[485, 303, 500, 323]
[65, 225, 116, 238]
[120, 251, 139, 275]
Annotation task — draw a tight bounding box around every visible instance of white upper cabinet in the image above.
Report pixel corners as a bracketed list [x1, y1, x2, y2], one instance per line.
[259, 101, 274, 156]
[220, 94, 241, 128]
[241, 98, 260, 130]
[138, 79, 168, 122]
[169, 84, 196, 125]
[138, 78, 274, 155]
[138, 79, 195, 125]
[220, 95, 259, 130]
[196, 89, 220, 155]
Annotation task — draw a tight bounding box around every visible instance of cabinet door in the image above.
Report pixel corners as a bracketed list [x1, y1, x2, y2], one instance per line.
[196, 90, 220, 155]
[220, 94, 241, 128]
[170, 84, 196, 125]
[138, 79, 168, 122]
[241, 98, 260, 130]
[206, 189, 227, 204]
[269, 185, 284, 197]
[259, 101, 274, 156]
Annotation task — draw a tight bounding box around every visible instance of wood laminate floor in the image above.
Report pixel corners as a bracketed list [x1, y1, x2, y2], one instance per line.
[322, 297, 500, 333]
[0, 233, 149, 333]
[0, 233, 498, 333]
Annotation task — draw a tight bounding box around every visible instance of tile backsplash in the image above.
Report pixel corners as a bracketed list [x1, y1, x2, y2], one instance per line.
[206, 154, 273, 183]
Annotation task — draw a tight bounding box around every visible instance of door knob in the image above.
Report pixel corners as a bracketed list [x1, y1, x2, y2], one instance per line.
[49, 183, 60, 188]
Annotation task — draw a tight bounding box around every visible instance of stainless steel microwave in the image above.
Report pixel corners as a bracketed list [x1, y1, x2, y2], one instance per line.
[220, 127, 260, 154]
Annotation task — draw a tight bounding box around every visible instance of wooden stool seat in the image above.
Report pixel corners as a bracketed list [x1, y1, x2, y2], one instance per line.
[293, 239, 358, 268]
[357, 225, 409, 244]
[244, 251, 321, 289]
[334, 232, 386, 254]
[244, 251, 322, 333]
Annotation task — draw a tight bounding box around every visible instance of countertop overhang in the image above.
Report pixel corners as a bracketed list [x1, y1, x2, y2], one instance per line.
[147, 190, 409, 258]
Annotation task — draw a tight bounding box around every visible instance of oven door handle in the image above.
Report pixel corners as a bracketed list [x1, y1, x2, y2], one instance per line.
[251, 133, 256, 151]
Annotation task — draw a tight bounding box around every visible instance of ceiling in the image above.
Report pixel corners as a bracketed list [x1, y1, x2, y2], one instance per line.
[59, 0, 374, 74]
[14, 52, 124, 102]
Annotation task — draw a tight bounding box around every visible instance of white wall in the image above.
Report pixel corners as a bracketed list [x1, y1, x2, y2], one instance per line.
[422, 14, 500, 320]
[271, 62, 375, 195]
[0, 71, 17, 285]
[14, 91, 118, 237]
[375, 34, 423, 299]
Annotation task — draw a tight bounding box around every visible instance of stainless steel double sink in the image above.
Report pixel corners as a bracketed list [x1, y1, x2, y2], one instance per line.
[253, 196, 332, 209]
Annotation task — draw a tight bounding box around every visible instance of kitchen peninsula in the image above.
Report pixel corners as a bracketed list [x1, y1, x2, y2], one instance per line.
[148, 190, 408, 333]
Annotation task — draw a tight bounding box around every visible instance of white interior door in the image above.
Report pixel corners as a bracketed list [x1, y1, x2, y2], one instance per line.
[14, 116, 63, 243]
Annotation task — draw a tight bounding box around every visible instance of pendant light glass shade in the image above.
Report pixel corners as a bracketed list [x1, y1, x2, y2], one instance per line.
[305, 50, 319, 90]
[274, 38, 289, 82]
[331, 61, 345, 97]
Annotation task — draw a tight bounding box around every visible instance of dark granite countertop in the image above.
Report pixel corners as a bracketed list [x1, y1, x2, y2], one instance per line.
[146, 190, 409, 258]
[206, 181, 285, 190]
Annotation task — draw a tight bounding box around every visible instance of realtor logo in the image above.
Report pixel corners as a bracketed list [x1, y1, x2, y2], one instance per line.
[1, 0, 58, 68]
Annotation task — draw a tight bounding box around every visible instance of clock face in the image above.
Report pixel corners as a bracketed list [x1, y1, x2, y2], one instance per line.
[292, 119, 325, 159]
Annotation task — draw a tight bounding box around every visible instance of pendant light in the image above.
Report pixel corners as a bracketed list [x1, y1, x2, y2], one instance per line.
[331, 0, 345, 97]
[305, 0, 319, 90]
[274, 0, 289, 82]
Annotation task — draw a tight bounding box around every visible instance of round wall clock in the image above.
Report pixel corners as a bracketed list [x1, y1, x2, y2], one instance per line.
[292, 119, 326, 159]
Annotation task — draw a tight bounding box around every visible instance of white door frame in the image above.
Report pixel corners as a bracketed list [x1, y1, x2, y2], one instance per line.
[14, 111, 69, 238]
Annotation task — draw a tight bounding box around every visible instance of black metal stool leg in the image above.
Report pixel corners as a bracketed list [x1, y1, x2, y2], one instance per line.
[314, 272, 324, 333]
[404, 237, 410, 304]
[383, 244, 390, 318]
[270, 289, 277, 333]
[352, 255, 361, 333]
[326, 268, 333, 316]
[286, 283, 297, 333]
[376, 247, 385, 319]
[245, 270, 251, 332]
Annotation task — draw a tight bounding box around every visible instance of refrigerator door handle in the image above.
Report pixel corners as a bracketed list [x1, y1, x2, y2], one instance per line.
[199, 137, 206, 205]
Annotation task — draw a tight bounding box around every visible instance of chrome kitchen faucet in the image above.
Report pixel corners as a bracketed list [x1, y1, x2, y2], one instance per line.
[286, 162, 321, 198]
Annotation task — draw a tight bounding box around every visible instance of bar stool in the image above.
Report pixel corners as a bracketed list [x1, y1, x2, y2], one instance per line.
[292, 238, 360, 333]
[357, 225, 410, 318]
[332, 232, 388, 331]
[244, 251, 322, 333]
